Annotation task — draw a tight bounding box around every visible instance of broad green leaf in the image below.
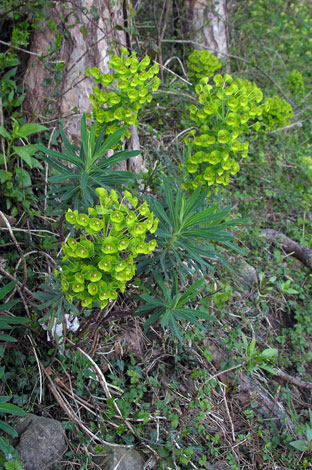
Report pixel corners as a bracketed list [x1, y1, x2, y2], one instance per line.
[306, 427, 312, 443]
[0, 396, 11, 404]
[0, 126, 11, 140]
[160, 309, 171, 328]
[2, 67, 17, 81]
[13, 145, 43, 169]
[168, 316, 183, 342]
[289, 440, 308, 452]
[183, 229, 233, 241]
[49, 174, 78, 183]
[249, 336, 256, 354]
[88, 171, 137, 185]
[261, 348, 278, 358]
[259, 364, 276, 375]
[13, 123, 48, 139]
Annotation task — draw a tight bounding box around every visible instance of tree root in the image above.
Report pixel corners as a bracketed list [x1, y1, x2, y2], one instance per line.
[202, 339, 296, 434]
[262, 228, 312, 271]
[274, 368, 312, 390]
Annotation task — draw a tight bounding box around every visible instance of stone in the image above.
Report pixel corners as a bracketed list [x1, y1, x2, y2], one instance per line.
[230, 256, 258, 290]
[92, 445, 144, 470]
[238, 260, 258, 287]
[14, 414, 67, 470]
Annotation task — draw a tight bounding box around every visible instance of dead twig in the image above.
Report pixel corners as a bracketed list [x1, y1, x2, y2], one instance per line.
[39, 361, 133, 449]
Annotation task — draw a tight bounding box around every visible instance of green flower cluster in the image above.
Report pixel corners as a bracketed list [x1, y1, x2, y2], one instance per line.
[86, 49, 160, 138]
[187, 50, 222, 81]
[59, 188, 159, 309]
[288, 70, 305, 96]
[261, 96, 293, 130]
[183, 73, 264, 190]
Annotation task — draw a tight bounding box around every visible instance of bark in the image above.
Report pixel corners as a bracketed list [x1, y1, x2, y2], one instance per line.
[24, 0, 143, 172]
[262, 228, 312, 271]
[186, 0, 228, 57]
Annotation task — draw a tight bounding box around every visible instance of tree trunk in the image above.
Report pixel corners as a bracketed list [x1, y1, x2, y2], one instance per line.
[186, 0, 228, 57]
[24, 0, 143, 172]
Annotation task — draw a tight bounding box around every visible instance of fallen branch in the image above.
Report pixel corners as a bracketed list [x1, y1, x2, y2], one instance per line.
[262, 228, 312, 271]
[274, 369, 312, 390]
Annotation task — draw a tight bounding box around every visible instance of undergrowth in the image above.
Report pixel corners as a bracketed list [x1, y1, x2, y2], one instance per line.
[0, 0, 312, 469]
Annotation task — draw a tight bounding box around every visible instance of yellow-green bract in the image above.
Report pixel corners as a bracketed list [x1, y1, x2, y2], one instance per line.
[59, 188, 158, 310]
[86, 49, 160, 140]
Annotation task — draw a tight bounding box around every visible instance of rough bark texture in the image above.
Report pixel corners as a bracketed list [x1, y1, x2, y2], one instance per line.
[24, 0, 143, 172]
[186, 0, 228, 56]
[262, 228, 312, 271]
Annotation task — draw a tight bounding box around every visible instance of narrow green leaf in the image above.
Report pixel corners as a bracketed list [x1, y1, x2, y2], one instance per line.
[92, 126, 128, 161]
[0, 420, 18, 438]
[140, 294, 164, 308]
[151, 199, 171, 227]
[0, 403, 26, 416]
[163, 177, 176, 229]
[59, 125, 80, 158]
[153, 272, 171, 298]
[182, 207, 231, 230]
[183, 186, 208, 219]
[177, 279, 205, 307]
[143, 310, 163, 330]
[0, 282, 17, 301]
[36, 144, 83, 169]
[0, 334, 17, 342]
[97, 150, 141, 168]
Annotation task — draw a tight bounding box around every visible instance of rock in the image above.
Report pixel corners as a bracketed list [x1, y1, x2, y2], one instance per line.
[92, 445, 144, 470]
[229, 256, 258, 290]
[14, 414, 67, 470]
[238, 260, 258, 287]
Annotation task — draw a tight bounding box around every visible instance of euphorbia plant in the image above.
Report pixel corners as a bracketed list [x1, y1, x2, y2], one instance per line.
[184, 73, 264, 191]
[86, 48, 160, 139]
[59, 188, 158, 309]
